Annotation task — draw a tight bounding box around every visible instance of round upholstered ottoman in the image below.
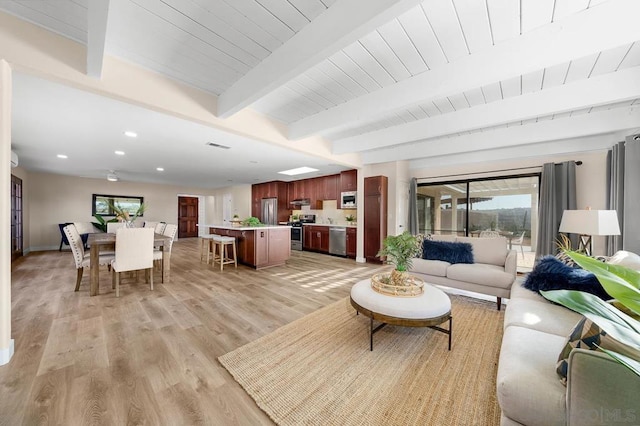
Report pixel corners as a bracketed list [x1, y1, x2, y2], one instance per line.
[349, 279, 452, 350]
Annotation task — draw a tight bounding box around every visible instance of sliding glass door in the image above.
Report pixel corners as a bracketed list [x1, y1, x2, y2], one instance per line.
[417, 174, 539, 271]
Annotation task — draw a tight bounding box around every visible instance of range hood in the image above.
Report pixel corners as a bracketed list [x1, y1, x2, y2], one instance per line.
[289, 198, 311, 206]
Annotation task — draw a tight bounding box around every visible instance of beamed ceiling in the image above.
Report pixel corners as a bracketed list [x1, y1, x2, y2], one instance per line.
[1, 0, 639, 188]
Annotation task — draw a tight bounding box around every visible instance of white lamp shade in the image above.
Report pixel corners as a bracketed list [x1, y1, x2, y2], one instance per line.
[559, 210, 621, 236]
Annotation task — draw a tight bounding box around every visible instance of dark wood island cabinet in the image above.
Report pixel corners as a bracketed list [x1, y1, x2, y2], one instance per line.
[205, 225, 291, 269]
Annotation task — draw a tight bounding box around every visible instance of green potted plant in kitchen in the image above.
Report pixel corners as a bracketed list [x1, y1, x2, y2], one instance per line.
[374, 232, 423, 296]
[345, 214, 356, 225]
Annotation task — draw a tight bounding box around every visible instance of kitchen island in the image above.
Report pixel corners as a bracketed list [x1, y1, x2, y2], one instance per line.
[198, 224, 291, 269]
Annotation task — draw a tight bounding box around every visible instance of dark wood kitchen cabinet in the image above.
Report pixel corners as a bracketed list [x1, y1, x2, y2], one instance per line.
[346, 227, 356, 259]
[340, 169, 357, 192]
[208, 227, 290, 269]
[251, 181, 289, 223]
[364, 176, 388, 264]
[303, 225, 329, 253]
[322, 174, 338, 201]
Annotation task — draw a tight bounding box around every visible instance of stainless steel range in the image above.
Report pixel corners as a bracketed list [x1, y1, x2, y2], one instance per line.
[289, 222, 303, 251]
[289, 214, 315, 251]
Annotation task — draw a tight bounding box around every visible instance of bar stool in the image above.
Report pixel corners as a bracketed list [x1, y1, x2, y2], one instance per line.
[212, 235, 237, 271]
[200, 234, 219, 264]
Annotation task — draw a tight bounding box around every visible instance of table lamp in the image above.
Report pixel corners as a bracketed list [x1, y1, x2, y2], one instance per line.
[558, 209, 621, 256]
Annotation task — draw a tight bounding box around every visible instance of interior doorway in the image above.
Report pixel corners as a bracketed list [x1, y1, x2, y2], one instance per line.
[11, 175, 23, 261]
[178, 196, 199, 238]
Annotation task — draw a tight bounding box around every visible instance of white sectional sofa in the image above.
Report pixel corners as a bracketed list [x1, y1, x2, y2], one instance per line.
[409, 235, 517, 310]
[497, 281, 640, 425]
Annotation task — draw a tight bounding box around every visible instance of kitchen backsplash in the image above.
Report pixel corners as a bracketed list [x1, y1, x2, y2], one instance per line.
[293, 200, 356, 225]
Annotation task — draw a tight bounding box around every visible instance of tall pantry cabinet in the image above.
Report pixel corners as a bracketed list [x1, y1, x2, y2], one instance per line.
[364, 175, 388, 264]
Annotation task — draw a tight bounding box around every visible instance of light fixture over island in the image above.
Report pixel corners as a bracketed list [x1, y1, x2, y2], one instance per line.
[197, 224, 292, 269]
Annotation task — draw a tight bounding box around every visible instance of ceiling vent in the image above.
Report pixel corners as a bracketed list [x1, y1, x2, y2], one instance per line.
[10, 151, 18, 168]
[206, 142, 230, 149]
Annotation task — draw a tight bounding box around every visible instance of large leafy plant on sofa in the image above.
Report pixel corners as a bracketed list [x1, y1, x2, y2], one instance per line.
[541, 251, 640, 376]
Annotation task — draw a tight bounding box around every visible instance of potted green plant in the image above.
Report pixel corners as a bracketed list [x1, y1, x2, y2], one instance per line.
[345, 214, 356, 225]
[542, 251, 640, 376]
[376, 232, 420, 287]
[241, 216, 263, 227]
[110, 202, 147, 227]
[92, 213, 118, 232]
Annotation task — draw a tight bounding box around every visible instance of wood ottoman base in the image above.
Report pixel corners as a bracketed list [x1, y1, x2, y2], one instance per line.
[350, 279, 452, 351]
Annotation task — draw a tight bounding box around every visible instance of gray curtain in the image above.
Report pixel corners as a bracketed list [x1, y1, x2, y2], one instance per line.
[536, 161, 577, 257]
[623, 134, 640, 254]
[408, 178, 418, 235]
[606, 141, 624, 255]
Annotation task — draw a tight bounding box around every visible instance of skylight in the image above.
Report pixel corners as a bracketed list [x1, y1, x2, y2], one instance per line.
[278, 166, 319, 176]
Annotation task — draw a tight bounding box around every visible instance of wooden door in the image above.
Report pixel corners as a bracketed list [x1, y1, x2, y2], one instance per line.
[11, 175, 23, 261]
[178, 196, 199, 238]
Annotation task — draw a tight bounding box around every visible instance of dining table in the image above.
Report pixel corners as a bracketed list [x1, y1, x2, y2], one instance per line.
[87, 232, 172, 296]
[470, 230, 515, 249]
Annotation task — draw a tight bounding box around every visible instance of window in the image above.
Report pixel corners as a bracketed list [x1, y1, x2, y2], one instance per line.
[417, 174, 539, 271]
[92, 194, 144, 217]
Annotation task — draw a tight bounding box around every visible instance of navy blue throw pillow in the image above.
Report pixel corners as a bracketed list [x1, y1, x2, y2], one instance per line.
[523, 255, 610, 300]
[422, 240, 474, 264]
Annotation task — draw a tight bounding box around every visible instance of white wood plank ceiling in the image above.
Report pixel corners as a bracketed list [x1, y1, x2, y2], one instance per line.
[1, 0, 639, 174]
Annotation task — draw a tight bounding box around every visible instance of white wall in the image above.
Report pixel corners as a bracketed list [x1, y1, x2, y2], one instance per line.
[26, 172, 220, 250]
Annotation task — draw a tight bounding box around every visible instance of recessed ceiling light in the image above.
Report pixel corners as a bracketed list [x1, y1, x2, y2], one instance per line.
[278, 166, 319, 176]
[107, 172, 118, 182]
[57, 154, 68, 159]
[124, 131, 137, 138]
[156, 167, 164, 172]
[115, 150, 125, 155]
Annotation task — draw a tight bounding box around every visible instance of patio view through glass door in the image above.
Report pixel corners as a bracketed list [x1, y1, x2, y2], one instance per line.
[417, 174, 539, 272]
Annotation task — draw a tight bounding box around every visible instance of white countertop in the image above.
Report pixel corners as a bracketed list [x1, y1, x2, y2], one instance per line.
[197, 224, 291, 231]
[301, 223, 357, 228]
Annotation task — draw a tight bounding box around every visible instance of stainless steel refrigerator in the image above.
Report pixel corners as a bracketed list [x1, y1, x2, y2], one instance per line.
[261, 198, 278, 225]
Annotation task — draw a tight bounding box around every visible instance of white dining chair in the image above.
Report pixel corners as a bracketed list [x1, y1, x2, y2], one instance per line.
[111, 227, 155, 297]
[143, 221, 158, 229]
[107, 222, 126, 233]
[154, 222, 166, 235]
[64, 225, 114, 291]
[153, 224, 177, 278]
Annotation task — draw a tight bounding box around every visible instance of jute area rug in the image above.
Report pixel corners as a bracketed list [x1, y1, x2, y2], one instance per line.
[219, 294, 505, 425]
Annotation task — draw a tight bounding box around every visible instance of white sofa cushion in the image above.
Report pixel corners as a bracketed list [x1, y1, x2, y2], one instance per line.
[446, 263, 514, 289]
[457, 236, 508, 266]
[411, 258, 449, 277]
[510, 280, 549, 303]
[497, 326, 568, 426]
[606, 250, 640, 271]
[504, 298, 583, 336]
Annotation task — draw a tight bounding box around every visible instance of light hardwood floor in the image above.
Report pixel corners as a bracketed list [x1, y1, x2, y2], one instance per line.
[3, 238, 388, 425]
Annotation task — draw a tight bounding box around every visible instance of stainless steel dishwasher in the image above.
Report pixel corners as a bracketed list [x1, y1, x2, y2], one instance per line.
[329, 227, 346, 256]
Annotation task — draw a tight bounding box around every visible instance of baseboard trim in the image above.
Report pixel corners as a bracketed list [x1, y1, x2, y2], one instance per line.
[356, 256, 366, 263]
[27, 245, 59, 252]
[0, 339, 15, 366]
